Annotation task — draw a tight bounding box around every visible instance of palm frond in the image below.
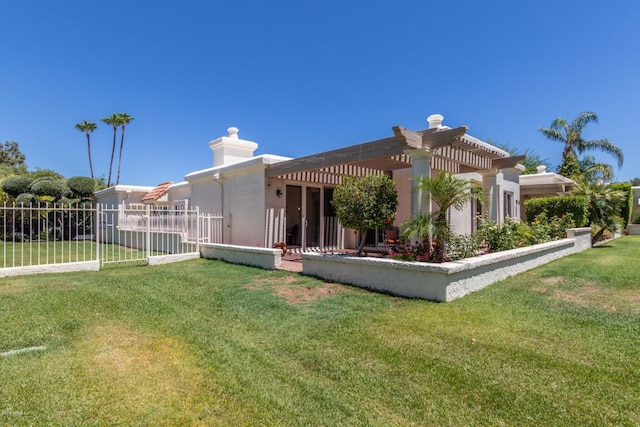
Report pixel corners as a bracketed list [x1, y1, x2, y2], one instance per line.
[538, 127, 565, 143]
[579, 138, 624, 167]
[572, 111, 598, 131]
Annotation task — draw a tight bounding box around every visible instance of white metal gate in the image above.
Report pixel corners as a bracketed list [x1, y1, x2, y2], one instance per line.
[97, 204, 220, 266]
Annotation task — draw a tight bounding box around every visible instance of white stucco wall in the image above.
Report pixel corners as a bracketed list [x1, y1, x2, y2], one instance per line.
[189, 176, 222, 215]
[200, 243, 281, 269]
[94, 185, 153, 207]
[169, 182, 191, 206]
[265, 178, 286, 211]
[223, 165, 267, 246]
[302, 227, 591, 302]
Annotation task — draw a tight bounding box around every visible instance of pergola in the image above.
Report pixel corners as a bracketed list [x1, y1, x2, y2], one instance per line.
[266, 124, 525, 221]
[266, 125, 524, 184]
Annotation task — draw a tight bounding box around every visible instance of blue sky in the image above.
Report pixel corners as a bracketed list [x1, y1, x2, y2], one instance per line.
[1, 0, 639, 186]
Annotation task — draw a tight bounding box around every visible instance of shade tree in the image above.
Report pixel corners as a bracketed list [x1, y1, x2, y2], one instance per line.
[332, 174, 398, 256]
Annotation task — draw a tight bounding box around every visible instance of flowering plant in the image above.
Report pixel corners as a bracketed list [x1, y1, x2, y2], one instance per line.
[389, 241, 449, 263]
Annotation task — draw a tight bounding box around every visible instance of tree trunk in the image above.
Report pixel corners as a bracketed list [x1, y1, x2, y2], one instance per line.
[107, 126, 117, 187]
[591, 229, 605, 246]
[356, 228, 368, 256]
[116, 126, 125, 185]
[86, 133, 94, 179]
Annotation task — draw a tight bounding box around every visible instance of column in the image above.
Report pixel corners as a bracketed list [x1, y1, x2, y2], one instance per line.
[405, 148, 432, 216]
[480, 170, 501, 223]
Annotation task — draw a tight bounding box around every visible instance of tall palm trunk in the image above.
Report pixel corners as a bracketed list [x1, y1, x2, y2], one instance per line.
[85, 132, 94, 179]
[114, 114, 133, 186]
[107, 125, 117, 187]
[75, 121, 97, 180]
[116, 125, 125, 185]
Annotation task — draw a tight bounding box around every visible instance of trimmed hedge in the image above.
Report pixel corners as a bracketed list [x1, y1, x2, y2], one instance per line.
[67, 176, 96, 199]
[1, 175, 34, 197]
[524, 195, 589, 227]
[609, 182, 632, 228]
[29, 178, 70, 199]
[15, 193, 37, 205]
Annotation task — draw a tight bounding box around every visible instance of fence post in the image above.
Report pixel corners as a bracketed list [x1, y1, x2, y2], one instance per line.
[95, 204, 100, 265]
[146, 204, 151, 260]
[195, 206, 200, 254]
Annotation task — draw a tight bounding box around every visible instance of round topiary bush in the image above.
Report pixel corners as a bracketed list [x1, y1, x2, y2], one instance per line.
[1, 175, 34, 198]
[15, 193, 37, 205]
[29, 178, 70, 200]
[67, 176, 96, 199]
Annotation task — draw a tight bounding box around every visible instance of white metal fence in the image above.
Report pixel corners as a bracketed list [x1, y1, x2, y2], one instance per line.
[0, 202, 97, 268]
[0, 203, 223, 270]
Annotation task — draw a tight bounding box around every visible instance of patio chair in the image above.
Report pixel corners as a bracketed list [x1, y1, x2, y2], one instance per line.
[384, 228, 401, 247]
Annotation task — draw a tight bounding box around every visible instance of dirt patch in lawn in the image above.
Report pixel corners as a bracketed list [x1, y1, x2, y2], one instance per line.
[246, 275, 353, 304]
[533, 277, 640, 313]
[79, 321, 207, 417]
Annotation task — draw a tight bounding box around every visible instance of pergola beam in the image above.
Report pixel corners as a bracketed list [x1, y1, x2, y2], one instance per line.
[266, 124, 505, 180]
[393, 126, 468, 150]
[491, 155, 526, 170]
[266, 136, 406, 178]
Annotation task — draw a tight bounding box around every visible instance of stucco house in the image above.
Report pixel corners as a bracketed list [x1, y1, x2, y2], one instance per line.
[95, 114, 532, 251]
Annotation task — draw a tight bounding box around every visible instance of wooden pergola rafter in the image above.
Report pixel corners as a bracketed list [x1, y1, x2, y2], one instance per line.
[266, 125, 524, 184]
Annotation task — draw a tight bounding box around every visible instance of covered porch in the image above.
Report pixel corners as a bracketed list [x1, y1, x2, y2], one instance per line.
[264, 114, 525, 252]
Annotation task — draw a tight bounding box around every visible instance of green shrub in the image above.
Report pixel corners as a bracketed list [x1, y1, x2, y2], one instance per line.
[477, 217, 533, 252]
[14, 192, 36, 205]
[1, 175, 34, 198]
[524, 195, 588, 226]
[332, 174, 397, 255]
[29, 178, 70, 200]
[609, 182, 632, 228]
[529, 212, 576, 243]
[632, 213, 640, 225]
[447, 233, 482, 261]
[67, 176, 96, 199]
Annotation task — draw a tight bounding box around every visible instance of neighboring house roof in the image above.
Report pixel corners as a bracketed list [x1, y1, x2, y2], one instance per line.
[519, 166, 574, 197]
[141, 181, 173, 202]
[94, 184, 156, 197]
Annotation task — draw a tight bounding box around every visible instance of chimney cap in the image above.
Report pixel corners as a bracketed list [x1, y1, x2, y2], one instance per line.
[227, 127, 239, 138]
[427, 114, 444, 129]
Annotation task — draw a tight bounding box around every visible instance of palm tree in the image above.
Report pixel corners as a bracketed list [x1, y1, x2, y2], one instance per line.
[539, 112, 624, 175]
[578, 155, 614, 183]
[115, 113, 134, 185]
[74, 121, 97, 179]
[401, 172, 484, 250]
[101, 114, 122, 187]
[572, 179, 626, 245]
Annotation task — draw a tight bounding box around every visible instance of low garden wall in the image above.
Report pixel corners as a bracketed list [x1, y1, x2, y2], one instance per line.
[148, 252, 201, 266]
[0, 261, 100, 278]
[627, 224, 640, 235]
[200, 243, 282, 270]
[302, 227, 592, 302]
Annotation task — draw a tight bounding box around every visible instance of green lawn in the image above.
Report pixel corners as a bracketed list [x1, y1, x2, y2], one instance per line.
[0, 241, 149, 267]
[1, 237, 638, 426]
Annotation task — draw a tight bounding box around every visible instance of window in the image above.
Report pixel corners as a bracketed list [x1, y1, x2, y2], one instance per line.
[503, 192, 514, 218]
